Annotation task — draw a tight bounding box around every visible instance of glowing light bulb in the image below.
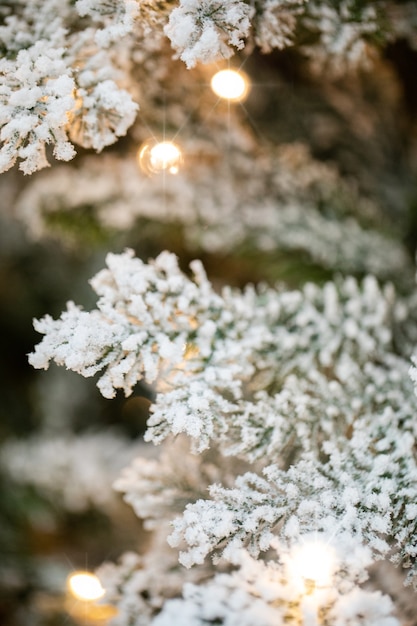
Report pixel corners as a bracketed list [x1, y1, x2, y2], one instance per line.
[288, 539, 336, 592]
[67, 571, 106, 602]
[210, 69, 250, 102]
[138, 139, 182, 175]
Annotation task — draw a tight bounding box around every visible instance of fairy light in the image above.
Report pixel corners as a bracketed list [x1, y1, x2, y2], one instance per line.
[67, 571, 106, 602]
[210, 69, 250, 102]
[288, 539, 336, 593]
[138, 139, 183, 175]
[284, 538, 337, 625]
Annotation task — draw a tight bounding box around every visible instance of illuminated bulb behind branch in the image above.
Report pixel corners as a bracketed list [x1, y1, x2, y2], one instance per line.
[67, 571, 106, 602]
[288, 539, 337, 592]
[138, 139, 183, 176]
[210, 69, 250, 102]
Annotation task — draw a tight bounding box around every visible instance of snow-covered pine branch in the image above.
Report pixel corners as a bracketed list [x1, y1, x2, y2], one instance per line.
[0, 430, 142, 513]
[0, 0, 138, 174]
[15, 142, 413, 286]
[29, 250, 417, 594]
[150, 550, 400, 626]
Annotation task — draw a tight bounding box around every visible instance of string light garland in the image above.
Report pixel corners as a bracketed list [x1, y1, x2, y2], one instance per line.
[137, 139, 183, 175]
[210, 68, 250, 102]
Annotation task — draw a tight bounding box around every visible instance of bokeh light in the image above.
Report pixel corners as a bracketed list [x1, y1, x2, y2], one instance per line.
[67, 571, 106, 602]
[138, 139, 183, 175]
[210, 69, 250, 102]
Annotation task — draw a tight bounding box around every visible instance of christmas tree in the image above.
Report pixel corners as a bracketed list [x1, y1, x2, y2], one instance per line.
[1, 1, 417, 625]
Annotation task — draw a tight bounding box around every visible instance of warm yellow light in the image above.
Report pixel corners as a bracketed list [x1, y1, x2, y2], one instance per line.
[210, 69, 250, 102]
[67, 571, 106, 602]
[138, 139, 183, 175]
[150, 141, 181, 173]
[288, 539, 336, 591]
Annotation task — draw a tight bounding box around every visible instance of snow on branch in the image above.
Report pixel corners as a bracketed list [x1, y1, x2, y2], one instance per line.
[75, 0, 139, 47]
[151, 550, 399, 626]
[0, 0, 138, 174]
[253, 0, 306, 53]
[29, 250, 417, 590]
[0, 39, 77, 174]
[164, 0, 254, 68]
[15, 143, 413, 285]
[97, 539, 400, 625]
[1, 430, 142, 513]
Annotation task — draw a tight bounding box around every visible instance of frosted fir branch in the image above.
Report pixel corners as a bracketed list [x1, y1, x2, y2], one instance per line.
[114, 437, 217, 528]
[0, 0, 139, 173]
[15, 144, 413, 285]
[146, 381, 241, 453]
[114, 436, 247, 529]
[28, 251, 417, 584]
[97, 531, 376, 626]
[0, 39, 76, 174]
[163, 0, 400, 70]
[169, 439, 417, 573]
[97, 552, 156, 626]
[164, 0, 254, 68]
[121, 399, 417, 569]
[29, 250, 261, 453]
[96, 526, 400, 626]
[29, 250, 229, 401]
[68, 29, 139, 151]
[0, 0, 74, 55]
[253, 0, 306, 53]
[222, 357, 415, 465]
[151, 550, 399, 626]
[29, 303, 128, 379]
[75, 0, 139, 47]
[167, 357, 417, 574]
[0, 430, 142, 513]
[69, 76, 138, 152]
[97, 552, 163, 626]
[97, 535, 211, 626]
[301, 1, 383, 75]
[30, 250, 414, 453]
